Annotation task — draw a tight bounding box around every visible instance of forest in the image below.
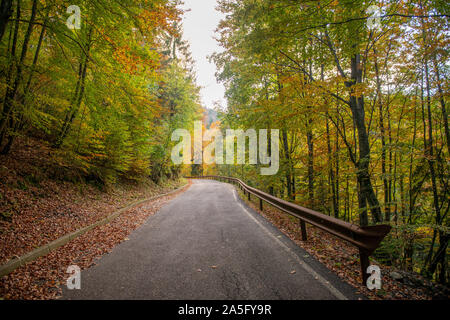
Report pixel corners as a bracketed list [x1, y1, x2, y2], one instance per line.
[209, 0, 449, 285]
[0, 0, 202, 185]
[0, 0, 448, 296]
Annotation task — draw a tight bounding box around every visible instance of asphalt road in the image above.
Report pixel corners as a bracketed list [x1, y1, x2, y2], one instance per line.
[62, 179, 362, 300]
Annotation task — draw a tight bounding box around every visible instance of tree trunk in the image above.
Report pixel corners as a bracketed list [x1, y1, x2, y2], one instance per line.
[374, 48, 390, 221]
[326, 115, 338, 218]
[0, 0, 20, 139]
[0, 0, 12, 42]
[55, 27, 93, 148]
[282, 129, 293, 200]
[307, 126, 314, 207]
[429, 232, 448, 284]
[348, 52, 383, 225]
[423, 58, 444, 279]
[0, 0, 38, 154]
[24, 9, 48, 94]
[335, 105, 340, 219]
[432, 57, 450, 155]
[3, 8, 50, 152]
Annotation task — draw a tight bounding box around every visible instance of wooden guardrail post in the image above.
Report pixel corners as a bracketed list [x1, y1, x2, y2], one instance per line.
[299, 219, 307, 241]
[259, 199, 263, 211]
[359, 248, 370, 285]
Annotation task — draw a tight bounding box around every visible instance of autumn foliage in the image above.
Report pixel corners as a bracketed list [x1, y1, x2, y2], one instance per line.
[0, 0, 202, 184]
[212, 0, 449, 284]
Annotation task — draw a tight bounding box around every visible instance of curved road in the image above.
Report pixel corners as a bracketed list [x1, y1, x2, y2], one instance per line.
[63, 180, 361, 300]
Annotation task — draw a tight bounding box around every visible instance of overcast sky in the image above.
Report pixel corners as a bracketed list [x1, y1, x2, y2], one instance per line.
[181, 0, 226, 110]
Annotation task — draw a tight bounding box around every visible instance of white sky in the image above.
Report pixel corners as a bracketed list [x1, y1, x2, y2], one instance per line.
[181, 0, 226, 110]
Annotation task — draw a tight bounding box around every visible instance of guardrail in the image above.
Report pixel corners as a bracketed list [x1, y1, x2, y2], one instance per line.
[187, 175, 391, 284]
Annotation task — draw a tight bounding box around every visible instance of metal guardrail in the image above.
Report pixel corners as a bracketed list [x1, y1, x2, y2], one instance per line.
[187, 175, 391, 284]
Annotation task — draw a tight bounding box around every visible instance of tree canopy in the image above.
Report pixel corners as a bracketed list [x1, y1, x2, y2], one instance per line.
[0, 0, 202, 184]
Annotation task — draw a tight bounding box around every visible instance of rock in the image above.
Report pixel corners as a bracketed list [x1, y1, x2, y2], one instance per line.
[409, 276, 425, 287]
[390, 271, 403, 281]
[403, 277, 415, 287]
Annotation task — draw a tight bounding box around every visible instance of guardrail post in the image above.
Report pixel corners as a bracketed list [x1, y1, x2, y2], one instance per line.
[196, 176, 391, 287]
[299, 220, 307, 241]
[359, 249, 370, 285]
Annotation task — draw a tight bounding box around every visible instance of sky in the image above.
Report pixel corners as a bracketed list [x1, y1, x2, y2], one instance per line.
[181, 0, 226, 110]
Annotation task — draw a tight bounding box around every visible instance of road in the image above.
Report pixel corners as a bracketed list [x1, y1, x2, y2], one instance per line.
[62, 179, 361, 300]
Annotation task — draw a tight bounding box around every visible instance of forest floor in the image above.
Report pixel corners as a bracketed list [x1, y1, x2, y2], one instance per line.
[237, 189, 449, 300]
[0, 137, 189, 299]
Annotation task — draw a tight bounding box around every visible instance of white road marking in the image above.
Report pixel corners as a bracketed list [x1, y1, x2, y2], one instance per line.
[228, 184, 348, 300]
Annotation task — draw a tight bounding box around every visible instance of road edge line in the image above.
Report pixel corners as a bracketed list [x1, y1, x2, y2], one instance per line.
[229, 186, 348, 300]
